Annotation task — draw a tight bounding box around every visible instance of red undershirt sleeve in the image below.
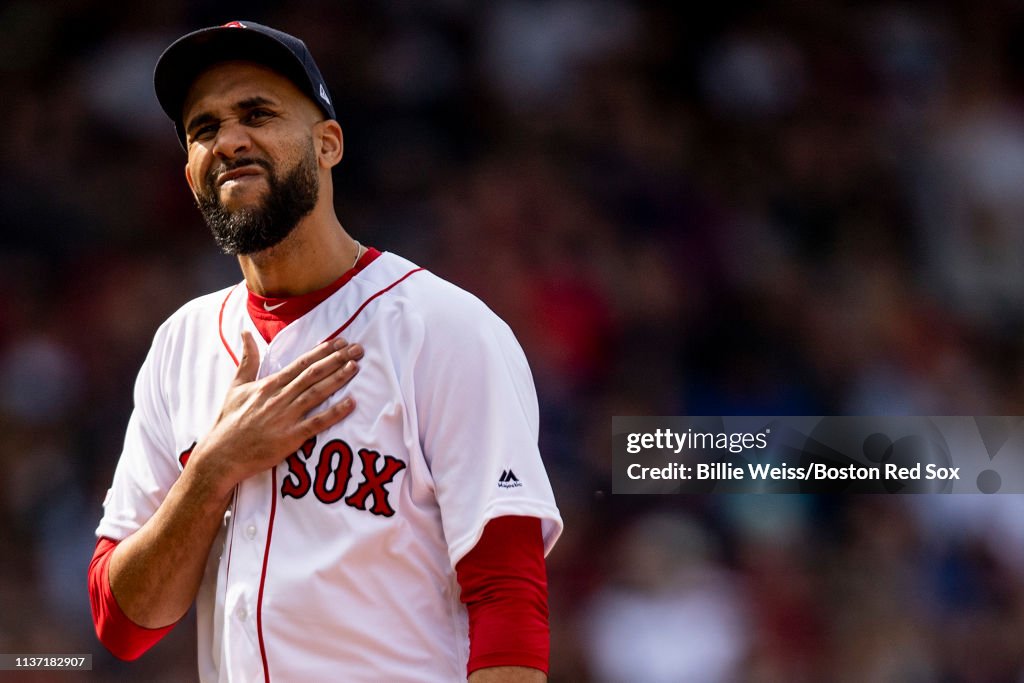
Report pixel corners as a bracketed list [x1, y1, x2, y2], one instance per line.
[88, 537, 177, 660]
[455, 515, 550, 675]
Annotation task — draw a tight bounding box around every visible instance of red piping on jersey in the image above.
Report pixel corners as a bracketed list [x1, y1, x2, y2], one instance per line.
[321, 268, 425, 342]
[219, 284, 242, 365]
[218, 261, 422, 359]
[247, 249, 381, 343]
[224, 487, 238, 598]
[257, 466, 278, 683]
[216, 261, 425, 681]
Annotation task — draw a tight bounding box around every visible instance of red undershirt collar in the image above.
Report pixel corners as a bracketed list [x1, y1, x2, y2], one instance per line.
[246, 247, 381, 342]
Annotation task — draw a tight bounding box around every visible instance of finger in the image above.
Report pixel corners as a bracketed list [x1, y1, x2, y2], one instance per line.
[275, 347, 355, 405]
[346, 343, 364, 361]
[321, 338, 362, 361]
[297, 395, 356, 437]
[265, 339, 347, 393]
[233, 331, 260, 386]
[288, 359, 359, 414]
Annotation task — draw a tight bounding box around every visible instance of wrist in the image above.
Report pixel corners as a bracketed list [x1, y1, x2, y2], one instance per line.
[181, 443, 238, 504]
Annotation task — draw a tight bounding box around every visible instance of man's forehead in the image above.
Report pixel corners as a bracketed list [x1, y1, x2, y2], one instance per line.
[182, 61, 304, 117]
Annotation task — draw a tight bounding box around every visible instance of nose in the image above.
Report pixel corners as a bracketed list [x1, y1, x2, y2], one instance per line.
[212, 119, 252, 159]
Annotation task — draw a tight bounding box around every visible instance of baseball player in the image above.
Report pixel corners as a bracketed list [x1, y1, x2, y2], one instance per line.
[87, 21, 562, 682]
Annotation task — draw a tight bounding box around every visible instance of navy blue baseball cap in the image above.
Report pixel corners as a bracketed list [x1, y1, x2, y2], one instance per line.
[154, 20, 336, 148]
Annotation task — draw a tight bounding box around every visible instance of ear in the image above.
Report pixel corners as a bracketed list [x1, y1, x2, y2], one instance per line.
[316, 119, 344, 169]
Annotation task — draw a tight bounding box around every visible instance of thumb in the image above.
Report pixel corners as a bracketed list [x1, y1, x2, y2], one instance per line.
[233, 331, 260, 385]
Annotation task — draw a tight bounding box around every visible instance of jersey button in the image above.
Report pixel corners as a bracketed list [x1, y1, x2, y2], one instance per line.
[235, 605, 248, 621]
[245, 524, 257, 540]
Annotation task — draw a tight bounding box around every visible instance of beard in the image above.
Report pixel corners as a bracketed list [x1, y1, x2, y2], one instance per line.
[196, 143, 319, 255]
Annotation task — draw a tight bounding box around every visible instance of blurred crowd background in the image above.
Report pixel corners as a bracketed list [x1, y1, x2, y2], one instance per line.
[3, 0, 1024, 681]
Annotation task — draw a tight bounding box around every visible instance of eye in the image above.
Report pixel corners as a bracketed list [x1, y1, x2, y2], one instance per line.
[191, 123, 219, 142]
[245, 108, 275, 125]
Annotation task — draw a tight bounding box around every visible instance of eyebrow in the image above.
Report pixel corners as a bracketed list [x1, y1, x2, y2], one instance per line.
[184, 96, 279, 137]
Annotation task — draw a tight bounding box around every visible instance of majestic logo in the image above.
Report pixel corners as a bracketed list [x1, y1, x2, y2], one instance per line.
[498, 469, 522, 489]
[280, 436, 407, 516]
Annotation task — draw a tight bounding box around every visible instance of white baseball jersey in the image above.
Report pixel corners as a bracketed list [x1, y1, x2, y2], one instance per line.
[96, 251, 563, 682]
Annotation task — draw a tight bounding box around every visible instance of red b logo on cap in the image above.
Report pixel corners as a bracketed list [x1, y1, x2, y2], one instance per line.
[222, 21, 246, 28]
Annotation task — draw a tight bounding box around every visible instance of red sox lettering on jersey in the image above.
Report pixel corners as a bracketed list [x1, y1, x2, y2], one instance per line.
[279, 436, 406, 516]
[182, 437, 407, 516]
[98, 251, 562, 682]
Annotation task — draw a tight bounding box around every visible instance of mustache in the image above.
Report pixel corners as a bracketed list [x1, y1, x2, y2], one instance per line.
[204, 157, 273, 190]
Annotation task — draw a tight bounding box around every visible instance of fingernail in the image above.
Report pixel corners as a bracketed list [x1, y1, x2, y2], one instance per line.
[333, 339, 346, 349]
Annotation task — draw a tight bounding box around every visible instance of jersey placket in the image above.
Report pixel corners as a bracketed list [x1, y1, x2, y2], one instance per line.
[220, 345, 283, 683]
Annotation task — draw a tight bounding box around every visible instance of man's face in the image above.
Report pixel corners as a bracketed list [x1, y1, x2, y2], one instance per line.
[182, 62, 324, 255]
